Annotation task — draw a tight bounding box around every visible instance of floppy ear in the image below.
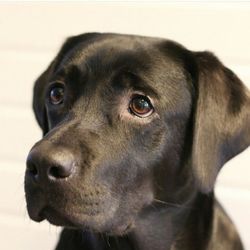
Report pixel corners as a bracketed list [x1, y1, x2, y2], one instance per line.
[192, 51, 250, 193]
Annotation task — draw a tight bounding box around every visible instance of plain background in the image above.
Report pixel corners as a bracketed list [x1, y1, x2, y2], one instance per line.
[0, 2, 249, 250]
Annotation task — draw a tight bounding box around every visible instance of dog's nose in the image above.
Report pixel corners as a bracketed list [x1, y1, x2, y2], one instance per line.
[26, 143, 76, 182]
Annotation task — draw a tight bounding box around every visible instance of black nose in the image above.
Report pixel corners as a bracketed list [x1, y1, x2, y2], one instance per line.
[26, 142, 76, 182]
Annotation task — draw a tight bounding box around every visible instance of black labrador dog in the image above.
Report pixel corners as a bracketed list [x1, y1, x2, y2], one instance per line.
[25, 33, 250, 250]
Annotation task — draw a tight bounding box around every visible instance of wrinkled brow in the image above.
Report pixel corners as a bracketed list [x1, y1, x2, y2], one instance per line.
[111, 70, 159, 98]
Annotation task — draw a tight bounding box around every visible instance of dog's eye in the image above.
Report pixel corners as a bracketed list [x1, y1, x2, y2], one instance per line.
[49, 86, 64, 105]
[129, 95, 154, 117]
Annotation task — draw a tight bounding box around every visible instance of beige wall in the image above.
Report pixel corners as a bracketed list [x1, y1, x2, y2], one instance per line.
[0, 3, 249, 250]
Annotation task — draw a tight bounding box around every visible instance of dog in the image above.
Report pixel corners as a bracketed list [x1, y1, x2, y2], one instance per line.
[25, 33, 250, 250]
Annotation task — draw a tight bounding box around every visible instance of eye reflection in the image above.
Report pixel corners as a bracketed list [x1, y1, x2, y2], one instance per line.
[129, 95, 154, 118]
[49, 86, 64, 105]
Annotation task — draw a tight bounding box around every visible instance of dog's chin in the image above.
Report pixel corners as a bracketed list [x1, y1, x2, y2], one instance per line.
[28, 204, 135, 235]
[39, 207, 82, 227]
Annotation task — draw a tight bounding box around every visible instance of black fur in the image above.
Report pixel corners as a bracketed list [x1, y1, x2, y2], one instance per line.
[25, 33, 250, 250]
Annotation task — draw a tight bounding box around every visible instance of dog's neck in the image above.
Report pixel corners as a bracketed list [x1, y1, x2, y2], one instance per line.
[93, 193, 214, 250]
[130, 205, 180, 250]
[128, 192, 214, 250]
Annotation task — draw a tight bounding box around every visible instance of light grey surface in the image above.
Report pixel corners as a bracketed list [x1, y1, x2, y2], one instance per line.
[0, 3, 249, 250]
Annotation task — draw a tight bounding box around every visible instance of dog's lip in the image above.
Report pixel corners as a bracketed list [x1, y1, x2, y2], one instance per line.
[30, 210, 45, 223]
[39, 207, 78, 227]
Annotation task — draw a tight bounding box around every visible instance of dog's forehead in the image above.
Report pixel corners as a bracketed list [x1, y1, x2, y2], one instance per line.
[59, 35, 158, 71]
[53, 34, 189, 101]
[58, 35, 184, 75]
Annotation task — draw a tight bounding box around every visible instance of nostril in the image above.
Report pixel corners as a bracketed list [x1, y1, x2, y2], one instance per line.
[27, 162, 38, 179]
[49, 166, 62, 179]
[48, 164, 73, 179]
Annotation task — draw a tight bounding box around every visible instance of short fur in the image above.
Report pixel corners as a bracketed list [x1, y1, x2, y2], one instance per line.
[25, 33, 250, 250]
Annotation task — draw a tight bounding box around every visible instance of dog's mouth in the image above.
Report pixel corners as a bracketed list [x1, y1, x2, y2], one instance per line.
[26, 190, 126, 233]
[32, 205, 133, 235]
[32, 204, 114, 232]
[25, 174, 151, 235]
[37, 207, 80, 227]
[27, 196, 137, 235]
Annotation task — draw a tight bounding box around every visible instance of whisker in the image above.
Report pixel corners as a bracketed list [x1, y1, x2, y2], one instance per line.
[153, 198, 193, 209]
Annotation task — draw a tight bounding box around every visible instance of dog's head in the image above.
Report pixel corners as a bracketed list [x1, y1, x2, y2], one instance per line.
[25, 33, 250, 235]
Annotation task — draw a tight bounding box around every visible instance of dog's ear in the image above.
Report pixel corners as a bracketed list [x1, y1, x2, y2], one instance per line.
[192, 51, 250, 193]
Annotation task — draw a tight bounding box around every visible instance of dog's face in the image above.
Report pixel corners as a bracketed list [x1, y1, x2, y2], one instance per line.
[25, 33, 250, 235]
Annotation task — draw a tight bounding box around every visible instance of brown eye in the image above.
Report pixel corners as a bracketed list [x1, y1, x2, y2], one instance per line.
[129, 95, 154, 117]
[50, 86, 64, 105]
